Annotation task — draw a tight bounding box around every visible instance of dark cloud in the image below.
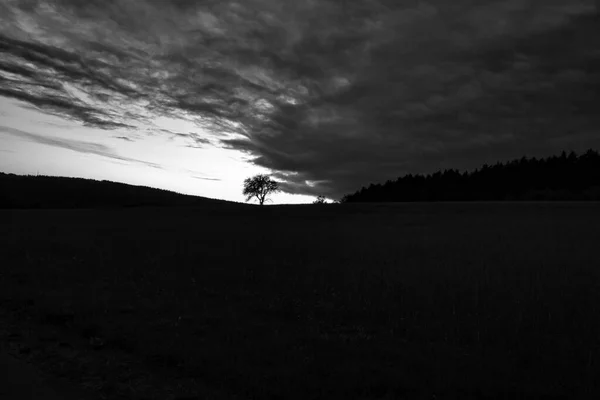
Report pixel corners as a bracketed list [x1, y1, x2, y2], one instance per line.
[0, 126, 162, 169]
[114, 136, 134, 142]
[1, 0, 599, 198]
[186, 135, 214, 149]
[155, 128, 214, 148]
[191, 175, 222, 182]
[0, 85, 133, 130]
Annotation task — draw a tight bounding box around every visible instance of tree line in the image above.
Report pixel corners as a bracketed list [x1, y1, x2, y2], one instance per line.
[340, 149, 600, 203]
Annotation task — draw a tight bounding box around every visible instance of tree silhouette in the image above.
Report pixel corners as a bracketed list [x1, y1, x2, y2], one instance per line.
[313, 195, 327, 204]
[0, 172, 228, 209]
[340, 149, 600, 203]
[243, 174, 280, 205]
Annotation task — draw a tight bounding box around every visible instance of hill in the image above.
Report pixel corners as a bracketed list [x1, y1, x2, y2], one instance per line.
[0, 173, 239, 209]
[341, 149, 600, 203]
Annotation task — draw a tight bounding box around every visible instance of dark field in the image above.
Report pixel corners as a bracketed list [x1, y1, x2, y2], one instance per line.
[2, 203, 600, 399]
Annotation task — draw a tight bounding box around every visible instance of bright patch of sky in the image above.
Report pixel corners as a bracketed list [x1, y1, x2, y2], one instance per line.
[0, 97, 315, 203]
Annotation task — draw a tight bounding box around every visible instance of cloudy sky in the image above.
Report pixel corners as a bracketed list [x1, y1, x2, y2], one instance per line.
[1, 0, 599, 203]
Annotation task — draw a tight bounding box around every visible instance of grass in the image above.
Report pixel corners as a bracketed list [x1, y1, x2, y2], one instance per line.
[1, 202, 600, 399]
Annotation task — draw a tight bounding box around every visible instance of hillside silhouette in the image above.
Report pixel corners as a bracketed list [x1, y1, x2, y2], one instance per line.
[0, 173, 236, 209]
[341, 149, 600, 203]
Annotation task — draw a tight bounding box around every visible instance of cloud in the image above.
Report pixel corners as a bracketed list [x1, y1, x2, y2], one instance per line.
[114, 136, 133, 142]
[177, 168, 221, 182]
[0, 126, 162, 169]
[154, 128, 214, 148]
[191, 175, 221, 181]
[1, 0, 599, 198]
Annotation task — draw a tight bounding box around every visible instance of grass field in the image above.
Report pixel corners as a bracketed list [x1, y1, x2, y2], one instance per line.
[2, 202, 600, 399]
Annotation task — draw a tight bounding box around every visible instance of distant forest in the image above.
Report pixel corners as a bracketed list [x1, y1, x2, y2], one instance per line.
[0, 173, 230, 209]
[341, 149, 600, 203]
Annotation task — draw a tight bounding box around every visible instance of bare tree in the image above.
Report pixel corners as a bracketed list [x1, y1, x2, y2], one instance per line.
[243, 174, 280, 205]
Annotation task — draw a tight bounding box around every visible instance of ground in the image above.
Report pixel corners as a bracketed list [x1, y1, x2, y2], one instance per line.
[0, 345, 100, 400]
[1, 202, 600, 399]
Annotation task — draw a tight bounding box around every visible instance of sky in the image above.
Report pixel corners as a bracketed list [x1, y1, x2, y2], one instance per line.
[1, 0, 599, 204]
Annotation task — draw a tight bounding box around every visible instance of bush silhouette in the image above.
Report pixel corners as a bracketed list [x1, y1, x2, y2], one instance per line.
[313, 195, 327, 204]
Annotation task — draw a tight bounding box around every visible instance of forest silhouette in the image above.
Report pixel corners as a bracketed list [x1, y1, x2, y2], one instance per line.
[341, 149, 600, 203]
[0, 173, 232, 209]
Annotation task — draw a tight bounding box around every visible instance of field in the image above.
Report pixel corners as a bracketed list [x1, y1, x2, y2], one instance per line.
[2, 202, 600, 399]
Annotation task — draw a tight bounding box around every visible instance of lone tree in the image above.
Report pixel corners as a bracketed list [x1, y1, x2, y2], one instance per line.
[243, 174, 280, 205]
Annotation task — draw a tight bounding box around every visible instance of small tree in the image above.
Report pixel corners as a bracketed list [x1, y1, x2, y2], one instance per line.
[243, 174, 280, 205]
[313, 195, 327, 204]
